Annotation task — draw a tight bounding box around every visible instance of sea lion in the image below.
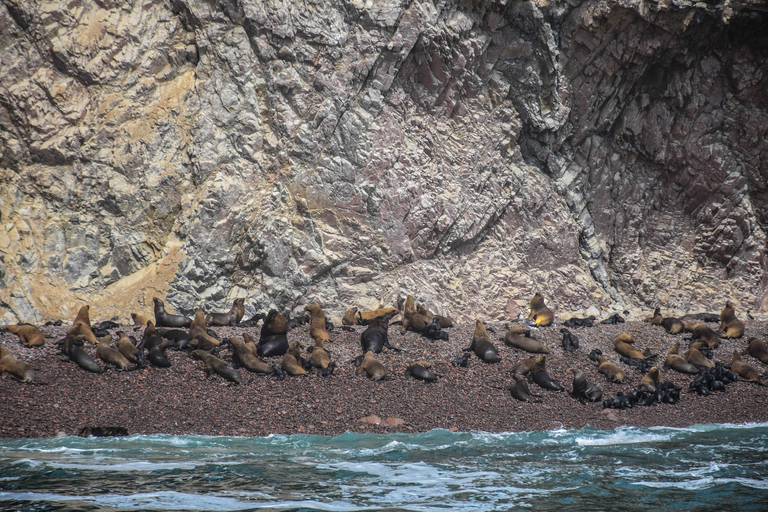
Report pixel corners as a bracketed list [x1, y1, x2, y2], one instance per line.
[238, 312, 266, 328]
[685, 342, 714, 369]
[96, 336, 131, 370]
[405, 361, 437, 382]
[415, 305, 454, 328]
[509, 373, 536, 402]
[116, 332, 141, 365]
[153, 297, 192, 328]
[5, 324, 45, 347]
[503, 328, 549, 354]
[570, 369, 602, 402]
[229, 337, 274, 374]
[192, 350, 242, 383]
[356, 350, 387, 380]
[305, 304, 331, 343]
[423, 317, 450, 341]
[719, 302, 745, 339]
[206, 298, 245, 326]
[0, 347, 35, 382]
[400, 295, 430, 333]
[730, 351, 765, 385]
[358, 307, 400, 325]
[63, 336, 102, 373]
[596, 355, 627, 383]
[531, 368, 563, 391]
[511, 355, 546, 376]
[142, 321, 165, 352]
[690, 324, 720, 349]
[638, 367, 660, 394]
[665, 343, 700, 374]
[243, 333, 259, 356]
[309, 339, 332, 370]
[281, 348, 308, 376]
[601, 313, 625, 324]
[747, 337, 768, 365]
[148, 339, 173, 368]
[560, 328, 579, 352]
[647, 307, 663, 326]
[258, 310, 289, 357]
[131, 313, 152, 326]
[661, 317, 684, 335]
[189, 309, 220, 349]
[157, 328, 191, 349]
[360, 316, 398, 353]
[562, 316, 596, 328]
[526, 293, 554, 327]
[465, 320, 501, 363]
[342, 307, 359, 326]
[613, 333, 646, 359]
[67, 305, 100, 345]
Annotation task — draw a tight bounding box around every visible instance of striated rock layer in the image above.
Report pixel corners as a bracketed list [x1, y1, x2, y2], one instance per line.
[0, 0, 766, 323]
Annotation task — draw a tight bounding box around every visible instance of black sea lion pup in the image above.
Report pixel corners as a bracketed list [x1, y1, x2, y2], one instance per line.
[526, 293, 554, 327]
[465, 320, 501, 363]
[157, 328, 191, 350]
[356, 350, 387, 381]
[451, 353, 470, 367]
[719, 302, 745, 339]
[153, 297, 192, 328]
[570, 369, 602, 402]
[503, 327, 549, 354]
[5, 324, 46, 347]
[405, 361, 437, 382]
[360, 315, 399, 353]
[238, 312, 266, 328]
[423, 317, 449, 341]
[258, 310, 289, 357]
[206, 298, 245, 326]
[0, 347, 36, 382]
[747, 337, 768, 365]
[192, 350, 242, 384]
[601, 313, 625, 325]
[560, 328, 579, 352]
[96, 335, 131, 370]
[563, 316, 596, 328]
[509, 373, 538, 402]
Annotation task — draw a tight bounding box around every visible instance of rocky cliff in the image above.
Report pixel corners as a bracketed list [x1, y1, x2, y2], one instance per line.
[1, 0, 766, 324]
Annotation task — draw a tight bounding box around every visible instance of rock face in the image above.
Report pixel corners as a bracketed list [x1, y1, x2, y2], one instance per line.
[1, 0, 766, 323]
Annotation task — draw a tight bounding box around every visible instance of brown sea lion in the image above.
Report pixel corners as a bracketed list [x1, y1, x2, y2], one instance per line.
[730, 351, 765, 385]
[5, 324, 46, 347]
[613, 333, 646, 359]
[258, 310, 289, 357]
[400, 295, 430, 334]
[305, 304, 331, 343]
[189, 309, 220, 349]
[747, 337, 768, 365]
[527, 293, 553, 327]
[67, 305, 99, 345]
[465, 320, 500, 363]
[638, 367, 660, 394]
[511, 355, 546, 376]
[509, 373, 536, 402]
[661, 317, 684, 335]
[415, 305, 454, 328]
[96, 335, 131, 370]
[309, 339, 331, 370]
[359, 307, 400, 325]
[116, 332, 140, 364]
[503, 328, 549, 354]
[342, 307, 359, 326]
[691, 324, 720, 349]
[242, 332, 259, 356]
[281, 353, 308, 376]
[570, 369, 602, 402]
[206, 298, 245, 326]
[685, 342, 714, 369]
[719, 302, 745, 339]
[131, 313, 152, 326]
[153, 297, 192, 328]
[665, 343, 700, 374]
[230, 337, 274, 374]
[192, 350, 242, 383]
[0, 347, 35, 382]
[356, 350, 387, 380]
[647, 307, 663, 326]
[596, 355, 626, 383]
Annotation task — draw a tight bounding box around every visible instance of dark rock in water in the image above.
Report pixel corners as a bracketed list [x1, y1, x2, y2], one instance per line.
[78, 426, 128, 437]
[601, 314, 625, 325]
[563, 316, 596, 328]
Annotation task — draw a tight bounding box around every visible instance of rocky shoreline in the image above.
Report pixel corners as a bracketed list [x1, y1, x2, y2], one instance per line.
[2, 318, 767, 438]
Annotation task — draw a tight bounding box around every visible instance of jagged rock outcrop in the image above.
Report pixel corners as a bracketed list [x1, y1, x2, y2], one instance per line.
[1, 0, 766, 323]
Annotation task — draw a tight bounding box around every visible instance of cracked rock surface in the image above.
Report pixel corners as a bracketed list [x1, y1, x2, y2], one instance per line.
[1, 0, 766, 323]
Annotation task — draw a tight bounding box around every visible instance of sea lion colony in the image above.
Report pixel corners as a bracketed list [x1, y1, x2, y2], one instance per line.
[1, 295, 766, 414]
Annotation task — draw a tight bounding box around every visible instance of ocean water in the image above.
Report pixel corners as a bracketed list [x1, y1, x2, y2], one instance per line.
[1, 424, 767, 511]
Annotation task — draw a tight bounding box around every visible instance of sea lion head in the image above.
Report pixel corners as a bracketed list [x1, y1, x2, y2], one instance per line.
[615, 332, 633, 344]
[529, 293, 545, 310]
[473, 319, 488, 339]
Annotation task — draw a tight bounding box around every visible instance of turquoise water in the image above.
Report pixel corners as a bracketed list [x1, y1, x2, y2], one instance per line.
[1, 424, 767, 511]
